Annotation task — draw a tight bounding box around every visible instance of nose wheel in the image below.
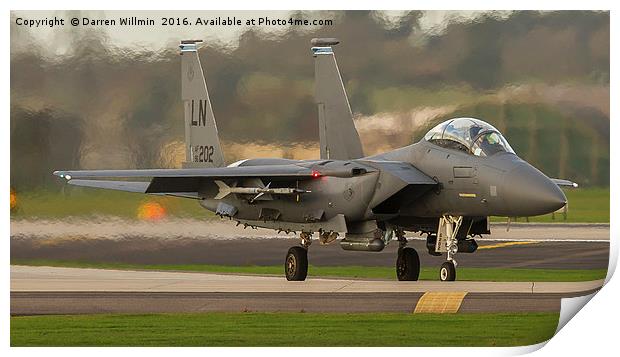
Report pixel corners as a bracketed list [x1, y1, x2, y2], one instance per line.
[439, 261, 456, 281]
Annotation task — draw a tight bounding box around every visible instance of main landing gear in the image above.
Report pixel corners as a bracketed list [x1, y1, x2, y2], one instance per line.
[395, 229, 420, 281]
[283, 218, 466, 282]
[285, 232, 311, 281]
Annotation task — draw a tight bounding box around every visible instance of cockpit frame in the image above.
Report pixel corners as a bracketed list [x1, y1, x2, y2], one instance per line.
[423, 118, 514, 157]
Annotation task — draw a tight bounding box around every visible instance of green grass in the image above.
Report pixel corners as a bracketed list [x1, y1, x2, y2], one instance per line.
[10, 312, 559, 346]
[11, 187, 609, 222]
[11, 259, 607, 282]
[10, 187, 210, 220]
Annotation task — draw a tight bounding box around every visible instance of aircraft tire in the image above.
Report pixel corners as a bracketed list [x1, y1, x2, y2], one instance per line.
[285, 246, 308, 281]
[440, 261, 456, 281]
[396, 247, 420, 281]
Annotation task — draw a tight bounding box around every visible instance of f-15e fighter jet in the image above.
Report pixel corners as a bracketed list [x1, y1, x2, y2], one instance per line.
[54, 38, 576, 281]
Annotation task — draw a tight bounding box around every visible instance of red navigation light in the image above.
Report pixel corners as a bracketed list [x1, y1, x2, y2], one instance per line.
[311, 170, 321, 178]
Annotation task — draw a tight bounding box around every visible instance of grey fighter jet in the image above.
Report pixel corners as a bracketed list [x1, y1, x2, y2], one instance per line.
[54, 39, 576, 282]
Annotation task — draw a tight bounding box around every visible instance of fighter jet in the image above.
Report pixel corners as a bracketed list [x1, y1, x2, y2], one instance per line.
[54, 38, 577, 282]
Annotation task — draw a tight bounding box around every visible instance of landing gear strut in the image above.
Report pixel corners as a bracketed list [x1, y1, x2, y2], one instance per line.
[285, 232, 311, 281]
[395, 229, 420, 281]
[436, 215, 463, 281]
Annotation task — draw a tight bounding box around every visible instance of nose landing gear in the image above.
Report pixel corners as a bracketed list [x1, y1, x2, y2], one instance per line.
[436, 215, 463, 282]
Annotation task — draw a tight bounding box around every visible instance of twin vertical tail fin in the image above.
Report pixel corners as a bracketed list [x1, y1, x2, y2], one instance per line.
[178, 39, 362, 166]
[179, 40, 225, 168]
[311, 38, 364, 161]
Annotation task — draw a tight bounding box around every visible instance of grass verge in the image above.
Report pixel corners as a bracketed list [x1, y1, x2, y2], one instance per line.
[11, 259, 607, 282]
[10, 312, 559, 347]
[10, 188, 212, 220]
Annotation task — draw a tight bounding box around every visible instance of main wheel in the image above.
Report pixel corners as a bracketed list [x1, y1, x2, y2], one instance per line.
[396, 247, 420, 281]
[285, 246, 308, 281]
[439, 261, 456, 281]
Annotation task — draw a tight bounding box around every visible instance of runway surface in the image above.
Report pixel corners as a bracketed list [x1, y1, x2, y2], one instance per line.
[12, 265, 604, 293]
[11, 220, 610, 270]
[10, 220, 609, 315]
[11, 291, 580, 315]
[10, 219, 610, 241]
[11, 266, 603, 315]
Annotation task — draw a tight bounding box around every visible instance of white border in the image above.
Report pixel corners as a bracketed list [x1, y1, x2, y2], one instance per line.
[4, 1, 616, 356]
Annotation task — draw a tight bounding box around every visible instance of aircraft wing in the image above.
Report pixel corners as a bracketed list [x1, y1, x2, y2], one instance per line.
[551, 178, 579, 188]
[55, 161, 439, 207]
[66, 179, 151, 193]
[54, 164, 316, 195]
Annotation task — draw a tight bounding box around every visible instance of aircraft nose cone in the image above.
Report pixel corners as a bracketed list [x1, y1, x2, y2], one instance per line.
[503, 164, 567, 216]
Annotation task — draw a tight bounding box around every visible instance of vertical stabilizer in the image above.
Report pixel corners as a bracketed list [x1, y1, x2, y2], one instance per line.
[179, 40, 225, 168]
[312, 38, 364, 160]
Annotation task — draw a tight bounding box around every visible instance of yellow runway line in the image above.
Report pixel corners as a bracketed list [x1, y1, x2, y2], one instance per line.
[414, 292, 467, 314]
[477, 241, 539, 250]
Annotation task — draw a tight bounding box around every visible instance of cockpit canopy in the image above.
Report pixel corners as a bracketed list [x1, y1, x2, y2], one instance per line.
[423, 118, 515, 157]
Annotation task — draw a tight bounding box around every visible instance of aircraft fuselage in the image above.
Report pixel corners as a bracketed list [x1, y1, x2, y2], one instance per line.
[199, 139, 566, 235]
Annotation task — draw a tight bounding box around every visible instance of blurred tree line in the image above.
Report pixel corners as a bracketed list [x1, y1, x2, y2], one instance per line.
[10, 10, 609, 190]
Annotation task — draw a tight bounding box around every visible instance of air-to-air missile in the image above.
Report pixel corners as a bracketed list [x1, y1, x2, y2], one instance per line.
[214, 180, 311, 202]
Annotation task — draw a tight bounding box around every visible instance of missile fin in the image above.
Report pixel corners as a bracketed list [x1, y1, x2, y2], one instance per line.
[214, 180, 231, 199]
